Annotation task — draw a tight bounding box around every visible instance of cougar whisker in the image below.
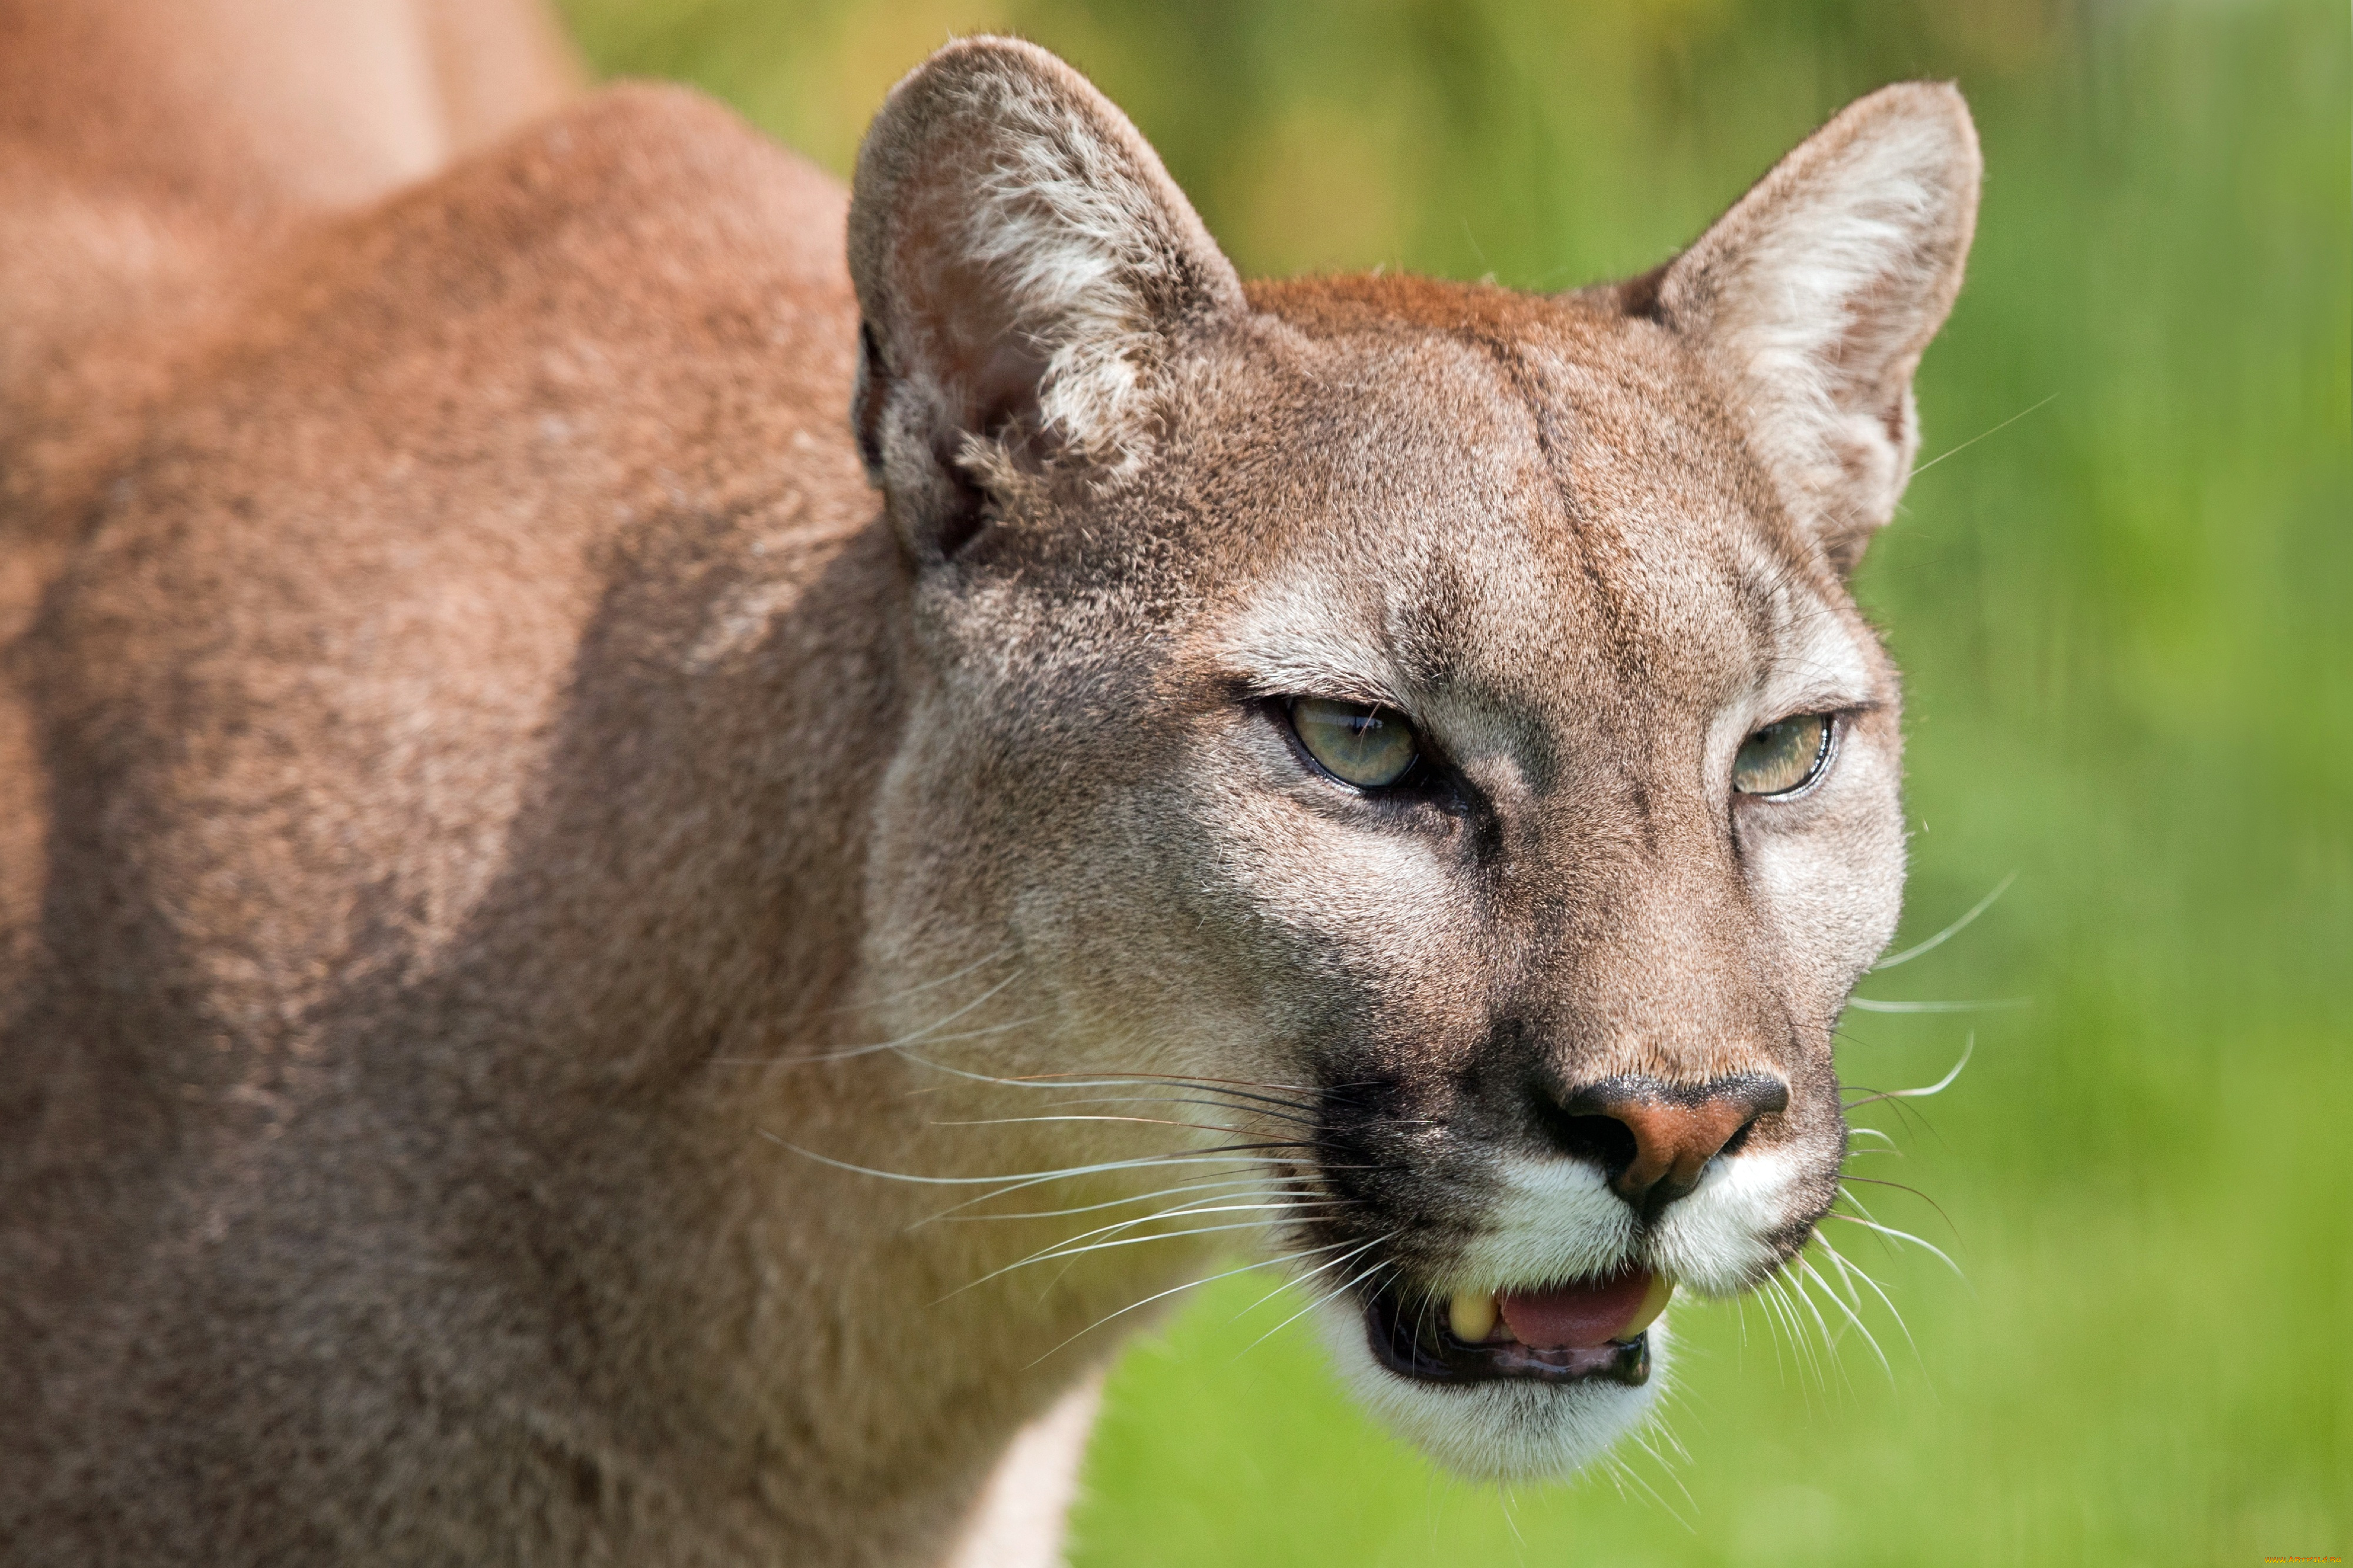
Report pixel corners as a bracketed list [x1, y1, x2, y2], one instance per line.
[902, 1061, 1326, 1113]
[823, 946, 1019, 1015]
[1845, 995, 2024, 1013]
[791, 974, 1031, 1061]
[946, 1209, 1351, 1300]
[1840, 1035, 1975, 1109]
[1811, 1233, 1919, 1366]
[923, 1152, 1394, 1223]
[984, 1190, 1348, 1270]
[1236, 1252, 1398, 1357]
[1869, 872, 2017, 971]
[1906, 392, 2058, 476]
[708, 1012, 1051, 1067]
[1837, 1175, 1958, 1232]
[925, 1173, 1302, 1225]
[933, 1089, 1327, 1126]
[1024, 1236, 1380, 1369]
[1794, 1255, 1891, 1381]
[925, 1114, 1273, 1137]
[1819, 1214, 1965, 1280]
[759, 1133, 1315, 1188]
[1771, 1273, 1831, 1392]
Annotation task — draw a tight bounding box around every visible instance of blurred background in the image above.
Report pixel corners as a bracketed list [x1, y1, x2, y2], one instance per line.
[558, 2, 2347, 1562]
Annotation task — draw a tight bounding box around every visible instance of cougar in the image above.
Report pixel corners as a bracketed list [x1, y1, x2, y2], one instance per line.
[0, 2, 1980, 1561]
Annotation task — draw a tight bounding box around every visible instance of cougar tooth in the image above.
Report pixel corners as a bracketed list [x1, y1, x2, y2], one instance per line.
[1448, 1290, 1499, 1344]
[1619, 1272, 1677, 1340]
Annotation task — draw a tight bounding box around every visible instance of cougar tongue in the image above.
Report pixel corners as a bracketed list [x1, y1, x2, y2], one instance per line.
[1498, 1266, 1655, 1349]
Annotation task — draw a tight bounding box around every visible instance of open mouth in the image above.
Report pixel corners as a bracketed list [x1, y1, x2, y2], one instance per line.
[1365, 1264, 1674, 1386]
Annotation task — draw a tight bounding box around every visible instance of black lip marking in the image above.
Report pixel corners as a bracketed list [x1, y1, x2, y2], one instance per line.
[1364, 1284, 1652, 1386]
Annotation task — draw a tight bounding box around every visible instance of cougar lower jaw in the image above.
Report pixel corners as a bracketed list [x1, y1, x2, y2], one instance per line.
[1364, 1267, 1676, 1386]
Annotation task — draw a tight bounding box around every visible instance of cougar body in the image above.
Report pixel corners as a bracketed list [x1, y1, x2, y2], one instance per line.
[0, 6, 1978, 1563]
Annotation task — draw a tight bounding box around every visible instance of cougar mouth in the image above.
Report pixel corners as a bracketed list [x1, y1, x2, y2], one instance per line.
[1363, 1265, 1667, 1387]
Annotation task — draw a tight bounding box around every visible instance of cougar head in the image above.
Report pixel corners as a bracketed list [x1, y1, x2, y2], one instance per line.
[846, 38, 1978, 1478]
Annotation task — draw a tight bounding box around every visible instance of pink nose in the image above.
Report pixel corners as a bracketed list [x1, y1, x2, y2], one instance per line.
[1541, 1073, 1789, 1217]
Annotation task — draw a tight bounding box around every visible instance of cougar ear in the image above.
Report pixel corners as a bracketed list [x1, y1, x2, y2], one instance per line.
[1635, 84, 1981, 573]
[847, 36, 1245, 561]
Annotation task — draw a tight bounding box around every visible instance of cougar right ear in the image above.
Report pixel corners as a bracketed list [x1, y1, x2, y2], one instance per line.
[1627, 83, 1981, 575]
[847, 37, 1244, 562]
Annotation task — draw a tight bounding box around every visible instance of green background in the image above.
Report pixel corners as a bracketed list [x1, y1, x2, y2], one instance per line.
[559, 2, 2350, 1562]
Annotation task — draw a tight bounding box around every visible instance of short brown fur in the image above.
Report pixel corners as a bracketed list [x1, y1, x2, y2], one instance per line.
[1, 12, 1977, 1563]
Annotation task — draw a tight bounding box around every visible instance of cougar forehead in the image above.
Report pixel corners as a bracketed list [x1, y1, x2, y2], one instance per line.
[1195, 276, 1852, 709]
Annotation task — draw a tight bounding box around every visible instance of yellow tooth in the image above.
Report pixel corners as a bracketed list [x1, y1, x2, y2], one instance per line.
[1619, 1273, 1677, 1340]
[1448, 1290, 1498, 1345]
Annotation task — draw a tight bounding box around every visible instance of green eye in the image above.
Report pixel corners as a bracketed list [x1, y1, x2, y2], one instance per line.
[1733, 713, 1835, 796]
[1289, 698, 1420, 789]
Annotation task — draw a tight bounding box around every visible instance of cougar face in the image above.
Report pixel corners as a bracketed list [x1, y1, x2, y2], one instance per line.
[2, 18, 1978, 1553]
[854, 42, 1972, 1478]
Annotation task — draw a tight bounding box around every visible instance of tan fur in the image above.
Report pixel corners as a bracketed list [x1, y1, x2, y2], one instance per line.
[0, 12, 1978, 1563]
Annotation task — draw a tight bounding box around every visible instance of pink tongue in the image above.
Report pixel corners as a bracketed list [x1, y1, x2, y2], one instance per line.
[1498, 1267, 1653, 1349]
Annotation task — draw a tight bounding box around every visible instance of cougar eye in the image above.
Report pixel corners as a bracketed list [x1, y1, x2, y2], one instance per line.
[1289, 698, 1420, 789]
[1733, 713, 1835, 796]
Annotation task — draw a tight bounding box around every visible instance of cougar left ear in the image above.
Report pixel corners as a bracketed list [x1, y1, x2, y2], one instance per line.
[1625, 84, 1981, 574]
[847, 36, 1245, 562]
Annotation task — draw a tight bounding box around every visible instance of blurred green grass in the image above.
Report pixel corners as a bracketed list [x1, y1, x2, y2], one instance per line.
[562, 1, 2350, 1560]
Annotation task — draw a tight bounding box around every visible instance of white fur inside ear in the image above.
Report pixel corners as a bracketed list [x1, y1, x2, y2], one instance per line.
[1662, 85, 1979, 555]
[852, 41, 1242, 487]
[946, 89, 1170, 463]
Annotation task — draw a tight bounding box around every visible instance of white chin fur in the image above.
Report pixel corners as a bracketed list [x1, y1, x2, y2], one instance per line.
[1315, 1299, 1670, 1481]
[1308, 1146, 1806, 1477]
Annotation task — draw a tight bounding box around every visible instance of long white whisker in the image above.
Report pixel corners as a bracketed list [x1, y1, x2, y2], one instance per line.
[707, 1011, 1048, 1066]
[947, 1214, 1332, 1300]
[921, 1149, 1387, 1222]
[1908, 393, 2058, 476]
[1762, 1275, 1824, 1393]
[926, 1173, 1289, 1225]
[1822, 1214, 1966, 1280]
[1235, 1250, 1396, 1357]
[1226, 1222, 1385, 1323]
[973, 1192, 1347, 1279]
[1621, 1429, 1698, 1528]
[926, 1114, 1246, 1137]
[761, 1133, 1279, 1189]
[1022, 1237, 1367, 1367]
[784, 946, 1016, 1023]
[900, 1059, 1324, 1113]
[926, 1092, 1324, 1129]
[1844, 1035, 1976, 1109]
[1814, 1233, 1920, 1367]
[1783, 1269, 1845, 1384]
[1846, 996, 2025, 1014]
[793, 972, 1028, 1062]
[1871, 872, 2018, 971]
[1797, 1256, 1890, 1381]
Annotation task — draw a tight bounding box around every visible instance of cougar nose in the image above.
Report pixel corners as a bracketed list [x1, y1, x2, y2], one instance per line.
[1538, 1073, 1791, 1218]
